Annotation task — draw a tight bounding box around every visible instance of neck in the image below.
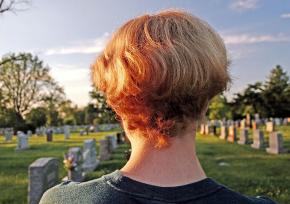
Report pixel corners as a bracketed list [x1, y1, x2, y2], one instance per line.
[120, 129, 206, 187]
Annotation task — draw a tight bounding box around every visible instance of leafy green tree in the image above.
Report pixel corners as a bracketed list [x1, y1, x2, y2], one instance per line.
[262, 65, 290, 117]
[89, 88, 117, 123]
[208, 94, 232, 120]
[25, 107, 47, 128]
[230, 65, 290, 118]
[0, 53, 65, 120]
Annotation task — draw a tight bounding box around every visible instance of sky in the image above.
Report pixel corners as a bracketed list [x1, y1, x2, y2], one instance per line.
[0, 0, 290, 106]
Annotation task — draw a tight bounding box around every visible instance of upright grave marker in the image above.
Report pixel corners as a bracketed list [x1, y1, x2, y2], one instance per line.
[16, 131, 29, 150]
[67, 147, 84, 182]
[28, 158, 59, 204]
[106, 135, 118, 152]
[46, 129, 53, 142]
[200, 124, 205, 135]
[266, 132, 287, 154]
[82, 139, 99, 172]
[64, 125, 70, 139]
[4, 128, 13, 142]
[266, 121, 275, 132]
[227, 125, 237, 143]
[219, 126, 228, 140]
[116, 132, 125, 144]
[99, 139, 110, 161]
[251, 129, 265, 149]
[238, 128, 249, 145]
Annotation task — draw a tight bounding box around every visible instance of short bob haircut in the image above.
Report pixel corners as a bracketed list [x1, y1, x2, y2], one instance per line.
[92, 10, 230, 148]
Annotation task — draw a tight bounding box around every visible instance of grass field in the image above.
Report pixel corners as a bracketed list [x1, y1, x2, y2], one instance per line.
[0, 126, 290, 204]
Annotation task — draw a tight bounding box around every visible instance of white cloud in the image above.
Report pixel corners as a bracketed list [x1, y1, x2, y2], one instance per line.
[230, 0, 259, 12]
[43, 32, 110, 55]
[49, 64, 91, 106]
[281, 13, 290, 19]
[222, 33, 290, 45]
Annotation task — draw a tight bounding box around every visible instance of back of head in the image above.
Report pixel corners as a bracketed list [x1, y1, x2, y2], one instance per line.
[92, 10, 230, 148]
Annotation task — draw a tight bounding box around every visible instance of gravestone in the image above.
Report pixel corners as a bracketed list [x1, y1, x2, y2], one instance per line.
[199, 124, 205, 135]
[27, 130, 33, 137]
[266, 121, 275, 132]
[219, 126, 228, 140]
[28, 157, 59, 204]
[251, 130, 265, 149]
[234, 120, 240, 129]
[82, 139, 99, 172]
[116, 132, 125, 144]
[266, 132, 286, 154]
[240, 119, 246, 129]
[67, 147, 84, 182]
[16, 132, 29, 150]
[283, 118, 289, 126]
[106, 135, 117, 152]
[99, 139, 110, 161]
[237, 128, 249, 145]
[274, 118, 282, 126]
[4, 129, 13, 142]
[227, 125, 237, 143]
[251, 120, 259, 130]
[64, 125, 70, 139]
[46, 129, 53, 142]
[246, 113, 251, 127]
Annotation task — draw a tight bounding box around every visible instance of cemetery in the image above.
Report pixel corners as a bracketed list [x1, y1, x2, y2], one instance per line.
[0, 121, 289, 204]
[1, 1, 290, 204]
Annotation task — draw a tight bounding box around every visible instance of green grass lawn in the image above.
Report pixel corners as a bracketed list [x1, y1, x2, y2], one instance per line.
[0, 126, 290, 204]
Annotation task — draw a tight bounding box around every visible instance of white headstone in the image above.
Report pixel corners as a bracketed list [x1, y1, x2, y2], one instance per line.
[16, 132, 29, 150]
[266, 132, 287, 154]
[64, 125, 70, 139]
[251, 129, 264, 149]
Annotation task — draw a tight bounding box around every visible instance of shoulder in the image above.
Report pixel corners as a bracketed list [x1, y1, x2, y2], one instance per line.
[39, 177, 112, 204]
[211, 186, 277, 204]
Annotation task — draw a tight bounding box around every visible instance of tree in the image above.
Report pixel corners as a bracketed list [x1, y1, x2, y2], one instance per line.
[208, 94, 232, 120]
[0, 0, 30, 14]
[89, 88, 117, 123]
[0, 53, 65, 120]
[229, 65, 290, 118]
[262, 65, 290, 117]
[25, 107, 47, 127]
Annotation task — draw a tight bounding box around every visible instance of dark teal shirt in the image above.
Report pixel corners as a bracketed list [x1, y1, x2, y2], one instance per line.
[40, 170, 276, 204]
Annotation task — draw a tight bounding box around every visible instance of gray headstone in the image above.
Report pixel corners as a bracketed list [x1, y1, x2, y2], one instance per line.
[266, 132, 286, 154]
[251, 129, 264, 149]
[238, 128, 249, 145]
[99, 139, 110, 161]
[28, 158, 59, 204]
[4, 129, 13, 142]
[16, 132, 29, 150]
[82, 139, 99, 172]
[46, 129, 53, 142]
[106, 135, 118, 152]
[27, 130, 33, 137]
[64, 125, 71, 139]
[67, 147, 84, 182]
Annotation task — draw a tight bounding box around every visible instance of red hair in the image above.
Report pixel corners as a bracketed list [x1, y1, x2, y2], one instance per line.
[92, 10, 230, 148]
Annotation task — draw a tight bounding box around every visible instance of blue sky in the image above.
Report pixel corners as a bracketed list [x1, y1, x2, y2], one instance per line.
[1, 0, 290, 106]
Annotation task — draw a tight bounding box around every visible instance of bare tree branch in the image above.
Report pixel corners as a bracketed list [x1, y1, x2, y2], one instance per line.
[0, 0, 30, 14]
